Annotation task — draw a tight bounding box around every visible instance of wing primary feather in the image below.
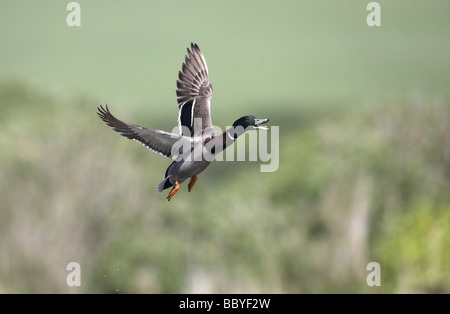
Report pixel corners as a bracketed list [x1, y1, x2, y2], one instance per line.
[97, 105, 193, 158]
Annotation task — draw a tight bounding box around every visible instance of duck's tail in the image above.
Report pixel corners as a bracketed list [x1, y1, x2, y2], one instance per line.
[157, 176, 173, 194]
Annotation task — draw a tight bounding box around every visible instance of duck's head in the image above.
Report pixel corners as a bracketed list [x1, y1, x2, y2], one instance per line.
[232, 115, 270, 131]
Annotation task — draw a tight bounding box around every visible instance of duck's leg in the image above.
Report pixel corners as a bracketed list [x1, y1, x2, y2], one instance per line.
[167, 178, 179, 201]
[188, 176, 198, 192]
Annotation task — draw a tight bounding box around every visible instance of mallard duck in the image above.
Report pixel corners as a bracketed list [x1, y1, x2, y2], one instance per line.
[97, 43, 269, 201]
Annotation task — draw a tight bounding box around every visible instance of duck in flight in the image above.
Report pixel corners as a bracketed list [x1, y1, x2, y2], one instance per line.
[97, 43, 269, 201]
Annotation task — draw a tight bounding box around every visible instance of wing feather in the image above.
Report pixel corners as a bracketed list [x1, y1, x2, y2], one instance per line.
[97, 105, 194, 158]
[176, 43, 213, 135]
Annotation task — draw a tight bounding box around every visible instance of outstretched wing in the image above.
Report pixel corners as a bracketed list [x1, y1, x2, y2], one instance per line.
[176, 43, 213, 136]
[97, 105, 194, 158]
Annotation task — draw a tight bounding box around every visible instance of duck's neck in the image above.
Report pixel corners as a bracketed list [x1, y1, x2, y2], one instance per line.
[221, 126, 247, 150]
[203, 126, 247, 157]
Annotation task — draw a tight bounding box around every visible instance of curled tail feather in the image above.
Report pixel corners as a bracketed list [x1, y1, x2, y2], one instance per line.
[157, 176, 173, 194]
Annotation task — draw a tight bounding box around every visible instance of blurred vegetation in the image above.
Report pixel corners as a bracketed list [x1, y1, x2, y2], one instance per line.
[0, 82, 449, 293]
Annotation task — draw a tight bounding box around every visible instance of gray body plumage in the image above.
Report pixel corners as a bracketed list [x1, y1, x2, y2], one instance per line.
[158, 159, 211, 193]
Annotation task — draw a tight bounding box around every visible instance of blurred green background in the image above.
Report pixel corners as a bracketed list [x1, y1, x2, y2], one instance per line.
[0, 0, 449, 293]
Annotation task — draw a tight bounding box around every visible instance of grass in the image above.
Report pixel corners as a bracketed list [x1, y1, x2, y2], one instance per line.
[0, 1, 449, 109]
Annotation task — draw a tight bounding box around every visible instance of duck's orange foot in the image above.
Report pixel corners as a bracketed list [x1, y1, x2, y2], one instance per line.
[167, 178, 179, 201]
[188, 176, 198, 192]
